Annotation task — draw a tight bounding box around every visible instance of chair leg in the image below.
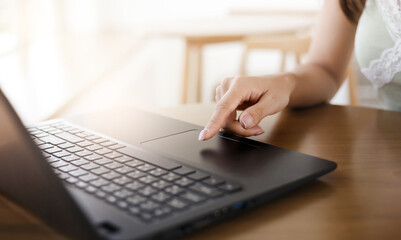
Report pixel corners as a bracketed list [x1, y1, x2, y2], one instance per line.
[348, 65, 359, 106]
[196, 44, 203, 103]
[280, 51, 287, 72]
[240, 47, 249, 75]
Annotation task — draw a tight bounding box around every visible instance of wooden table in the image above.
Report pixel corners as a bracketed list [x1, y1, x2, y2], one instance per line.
[1, 103, 400, 239]
[145, 16, 316, 103]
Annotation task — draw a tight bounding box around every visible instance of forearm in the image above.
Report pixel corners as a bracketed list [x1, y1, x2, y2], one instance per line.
[286, 63, 343, 108]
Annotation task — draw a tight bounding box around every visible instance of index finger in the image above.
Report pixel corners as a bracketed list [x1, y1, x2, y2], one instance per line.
[199, 89, 241, 141]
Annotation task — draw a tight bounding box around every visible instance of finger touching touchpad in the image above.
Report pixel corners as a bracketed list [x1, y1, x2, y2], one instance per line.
[141, 130, 273, 176]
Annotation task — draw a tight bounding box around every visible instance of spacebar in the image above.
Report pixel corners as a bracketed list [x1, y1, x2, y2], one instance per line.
[117, 147, 181, 170]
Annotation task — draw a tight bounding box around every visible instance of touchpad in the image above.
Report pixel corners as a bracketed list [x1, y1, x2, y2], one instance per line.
[141, 129, 270, 176]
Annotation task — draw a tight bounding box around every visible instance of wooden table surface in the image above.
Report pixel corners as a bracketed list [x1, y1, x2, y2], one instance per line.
[1, 103, 401, 239]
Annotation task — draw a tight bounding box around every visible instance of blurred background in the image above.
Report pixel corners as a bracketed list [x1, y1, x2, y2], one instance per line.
[0, 0, 382, 124]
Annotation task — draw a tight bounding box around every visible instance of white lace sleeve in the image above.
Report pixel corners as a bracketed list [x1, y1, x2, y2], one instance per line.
[361, 0, 401, 88]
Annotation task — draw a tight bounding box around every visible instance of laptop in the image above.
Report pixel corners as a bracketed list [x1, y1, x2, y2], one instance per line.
[0, 88, 336, 240]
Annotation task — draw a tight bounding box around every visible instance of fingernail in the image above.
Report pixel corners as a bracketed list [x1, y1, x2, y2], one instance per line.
[198, 129, 208, 141]
[241, 115, 254, 129]
[255, 130, 264, 136]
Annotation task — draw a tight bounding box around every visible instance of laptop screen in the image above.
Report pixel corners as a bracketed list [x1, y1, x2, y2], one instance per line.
[0, 90, 97, 239]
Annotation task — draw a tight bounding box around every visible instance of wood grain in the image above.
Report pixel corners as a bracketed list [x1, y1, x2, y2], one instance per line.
[1, 103, 400, 240]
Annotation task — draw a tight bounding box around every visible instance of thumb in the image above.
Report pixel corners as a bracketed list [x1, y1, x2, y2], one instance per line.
[239, 94, 284, 129]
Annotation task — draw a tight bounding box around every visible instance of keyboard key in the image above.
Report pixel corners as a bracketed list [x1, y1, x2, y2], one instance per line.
[151, 180, 172, 190]
[173, 166, 195, 175]
[164, 185, 185, 195]
[85, 185, 97, 193]
[75, 181, 88, 189]
[114, 189, 133, 198]
[85, 144, 102, 151]
[128, 206, 141, 214]
[126, 181, 144, 191]
[162, 173, 181, 182]
[106, 195, 117, 204]
[139, 175, 158, 184]
[33, 139, 45, 145]
[100, 141, 117, 147]
[95, 148, 112, 155]
[95, 190, 107, 198]
[115, 166, 134, 174]
[151, 192, 172, 202]
[51, 160, 69, 168]
[91, 178, 110, 187]
[203, 176, 225, 186]
[108, 144, 125, 150]
[117, 201, 129, 209]
[85, 135, 101, 141]
[127, 170, 146, 179]
[154, 207, 171, 218]
[68, 128, 83, 134]
[75, 132, 89, 138]
[76, 140, 93, 147]
[101, 183, 121, 193]
[69, 169, 89, 177]
[41, 152, 51, 158]
[38, 143, 53, 150]
[91, 167, 110, 175]
[117, 147, 181, 170]
[104, 152, 122, 159]
[33, 132, 49, 138]
[71, 159, 90, 166]
[58, 142, 74, 149]
[59, 164, 78, 173]
[181, 191, 206, 203]
[62, 155, 80, 162]
[219, 183, 242, 193]
[76, 150, 93, 157]
[140, 201, 160, 212]
[39, 135, 65, 145]
[113, 176, 132, 185]
[53, 150, 71, 158]
[188, 171, 210, 181]
[94, 157, 113, 165]
[104, 162, 124, 170]
[167, 198, 187, 209]
[84, 154, 102, 161]
[102, 171, 121, 180]
[137, 164, 155, 172]
[65, 146, 84, 153]
[44, 146, 63, 154]
[149, 168, 168, 177]
[81, 162, 100, 171]
[47, 156, 60, 163]
[114, 155, 133, 163]
[138, 186, 157, 197]
[55, 132, 84, 143]
[175, 177, 195, 187]
[127, 195, 146, 205]
[79, 173, 99, 182]
[66, 177, 79, 184]
[190, 183, 223, 198]
[124, 159, 144, 168]
[139, 212, 153, 221]
[93, 138, 108, 144]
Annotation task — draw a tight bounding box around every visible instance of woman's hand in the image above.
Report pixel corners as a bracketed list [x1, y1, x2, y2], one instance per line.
[198, 73, 296, 141]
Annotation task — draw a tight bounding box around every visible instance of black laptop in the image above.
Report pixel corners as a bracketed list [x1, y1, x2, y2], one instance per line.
[0, 89, 336, 240]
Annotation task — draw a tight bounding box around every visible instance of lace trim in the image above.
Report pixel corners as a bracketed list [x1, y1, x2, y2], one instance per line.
[376, 0, 401, 40]
[361, 39, 401, 88]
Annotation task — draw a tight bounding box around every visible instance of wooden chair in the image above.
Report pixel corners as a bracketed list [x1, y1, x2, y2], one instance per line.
[240, 33, 359, 105]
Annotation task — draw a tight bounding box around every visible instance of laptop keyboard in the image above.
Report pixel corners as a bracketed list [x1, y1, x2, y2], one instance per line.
[28, 121, 242, 223]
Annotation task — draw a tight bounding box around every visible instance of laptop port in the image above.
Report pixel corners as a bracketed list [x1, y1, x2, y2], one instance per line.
[232, 201, 245, 209]
[98, 221, 120, 235]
